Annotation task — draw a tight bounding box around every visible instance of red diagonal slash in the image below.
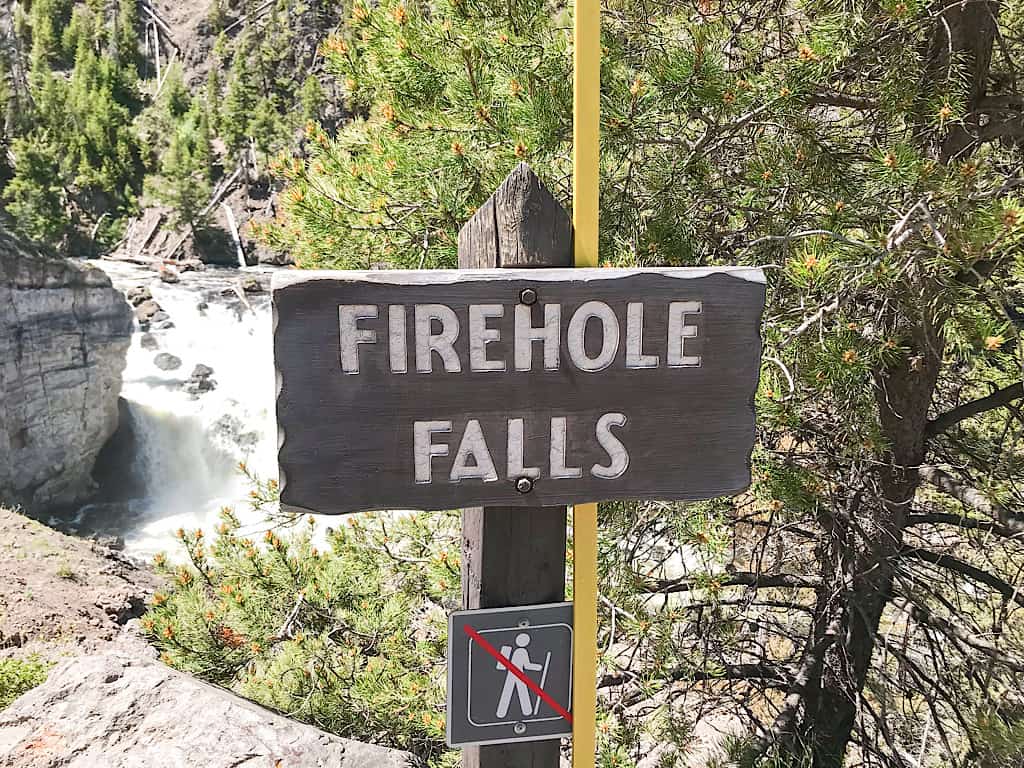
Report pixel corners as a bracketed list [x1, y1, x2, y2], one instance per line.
[463, 624, 573, 724]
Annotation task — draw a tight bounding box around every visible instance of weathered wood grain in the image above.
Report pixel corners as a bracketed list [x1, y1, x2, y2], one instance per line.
[459, 164, 569, 768]
[272, 268, 765, 514]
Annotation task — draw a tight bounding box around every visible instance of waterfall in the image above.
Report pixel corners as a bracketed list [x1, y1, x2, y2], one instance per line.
[82, 260, 281, 558]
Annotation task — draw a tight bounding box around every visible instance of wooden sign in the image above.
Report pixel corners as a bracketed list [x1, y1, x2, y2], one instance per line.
[273, 267, 765, 515]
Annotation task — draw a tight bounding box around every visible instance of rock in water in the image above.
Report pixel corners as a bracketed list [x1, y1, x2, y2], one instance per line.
[0, 652, 422, 767]
[125, 285, 152, 307]
[240, 275, 265, 293]
[0, 232, 132, 512]
[158, 265, 180, 284]
[183, 364, 216, 396]
[139, 333, 159, 351]
[134, 299, 162, 324]
[153, 353, 182, 371]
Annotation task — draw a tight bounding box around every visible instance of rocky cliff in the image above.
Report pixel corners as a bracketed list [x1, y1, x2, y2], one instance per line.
[0, 230, 133, 512]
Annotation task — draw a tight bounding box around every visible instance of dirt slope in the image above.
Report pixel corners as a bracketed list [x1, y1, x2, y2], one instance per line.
[0, 508, 161, 665]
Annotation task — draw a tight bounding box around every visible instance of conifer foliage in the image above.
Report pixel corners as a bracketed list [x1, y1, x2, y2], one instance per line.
[145, 495, 461, 767]
[248, 1, 1024, 766]
[0, 0, 334, 251]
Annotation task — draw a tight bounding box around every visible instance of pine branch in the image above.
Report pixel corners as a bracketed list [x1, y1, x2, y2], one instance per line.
[906, 512, 1023, 539]
[807, 90, 879, 110]
[917, 465, 1024, 534]
[646, 571, 822, 594]
[977, 116, 1024, 141]
[927, 382, 1024, 437]
[598, 662, 792, 692]
[750, 616, 843, 757]
[901, 547, 1024, 607]
[891, 596, 1024, 672]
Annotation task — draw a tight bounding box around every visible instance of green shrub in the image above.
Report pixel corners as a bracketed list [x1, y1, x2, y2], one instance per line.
[143, 501, 462, 767]
[0, 656, 50, 709]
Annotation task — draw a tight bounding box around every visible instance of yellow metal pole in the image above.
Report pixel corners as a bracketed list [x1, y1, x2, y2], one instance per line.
[572, 0, 599, 766]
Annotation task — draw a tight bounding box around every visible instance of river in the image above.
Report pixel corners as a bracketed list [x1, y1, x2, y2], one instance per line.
[76, 260, 287, 559]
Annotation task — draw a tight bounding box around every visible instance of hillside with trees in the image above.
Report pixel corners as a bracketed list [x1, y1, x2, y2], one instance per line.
[0, 0, 336, 256]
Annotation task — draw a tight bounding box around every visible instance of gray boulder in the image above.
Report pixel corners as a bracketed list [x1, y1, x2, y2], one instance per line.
[183, 364, 216, 396]
[153, 353, 182, 371]
[0, 232, 132, 511]
[0, 652, 422, 768]
[125, 285, 152, 307]
[134, 299, 162, 324]
[240, 275, 265, 294]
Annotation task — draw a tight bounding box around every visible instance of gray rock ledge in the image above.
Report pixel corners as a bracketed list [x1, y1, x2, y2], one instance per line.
[0, 652, 422, 768]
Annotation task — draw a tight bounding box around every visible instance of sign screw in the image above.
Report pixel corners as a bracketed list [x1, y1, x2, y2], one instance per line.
[514, 722, 527, 735]
[515, 477, 534, 494]
[519, 287, 538, 305]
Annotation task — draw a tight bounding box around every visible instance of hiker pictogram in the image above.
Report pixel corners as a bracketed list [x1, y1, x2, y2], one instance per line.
[496, 633, 550, 718]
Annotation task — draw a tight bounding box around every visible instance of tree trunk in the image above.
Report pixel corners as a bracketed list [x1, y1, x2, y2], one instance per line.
[797, 321, 943, 766]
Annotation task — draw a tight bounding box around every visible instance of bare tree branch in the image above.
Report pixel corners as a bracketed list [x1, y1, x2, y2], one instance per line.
[901, 547, 1024, 607]
[891, 596, 1024, 672]
[917, 465, 1024, 534]
[807, 90, 880, 110]
[646, 571, 822, 594]
[906, 511, 1023, 539]
[599, 661, 792, 692]
[926, 382, 1024, 437]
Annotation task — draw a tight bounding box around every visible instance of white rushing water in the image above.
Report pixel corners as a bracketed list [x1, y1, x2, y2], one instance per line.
[83, 260, 283, 558]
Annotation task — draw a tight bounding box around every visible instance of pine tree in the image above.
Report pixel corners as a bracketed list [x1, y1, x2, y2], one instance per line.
[28, 0, 74, 72]
[204, 66, 222, 137]
[253, 2, 1024, 765]
[144, 503, 459, 767]
[222, 38, 257, 154]
[207, 0, 227, 34]
[148, 101, 213, 231]
[298, 74, 322, 124]
[113, 0, 141, 75]
[4, 134, 66, 242]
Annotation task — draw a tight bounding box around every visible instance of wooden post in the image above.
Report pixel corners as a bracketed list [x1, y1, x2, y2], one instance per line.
[458, 162, 572, 768]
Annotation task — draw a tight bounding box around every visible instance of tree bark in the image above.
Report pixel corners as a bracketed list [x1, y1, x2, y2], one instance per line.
[797, 323, 943, 766]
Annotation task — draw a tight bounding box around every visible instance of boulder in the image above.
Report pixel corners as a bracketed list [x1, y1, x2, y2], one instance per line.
[240, 275, 265, 294]
[134, 299, 162, 324]
[158, 266, 180, 284]
[125, 285, 152, 307]
[255, 246, 294, 266]
[0, 652, 422, 768]
[139, 333, 159, 351]
[183, 364, 216, 396]
[0, 232, 132, 512]
[153, 353, 182, 371]
[178, 259, 206, 273]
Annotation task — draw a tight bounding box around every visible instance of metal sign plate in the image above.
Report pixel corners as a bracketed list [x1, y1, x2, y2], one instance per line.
[446, 602, 573, 747]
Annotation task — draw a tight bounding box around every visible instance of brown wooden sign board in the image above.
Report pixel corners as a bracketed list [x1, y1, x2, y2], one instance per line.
[272, 267, 765, 515]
